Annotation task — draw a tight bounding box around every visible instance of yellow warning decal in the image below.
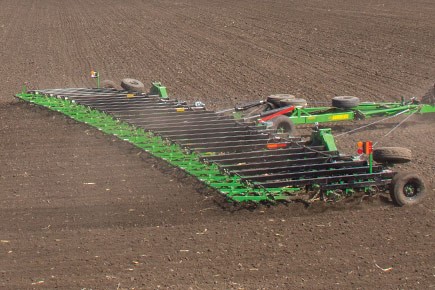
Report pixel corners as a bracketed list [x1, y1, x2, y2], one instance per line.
[330, 114, 350, 121]
[126, 94, 135, 98]
[176, 108, 185, 112]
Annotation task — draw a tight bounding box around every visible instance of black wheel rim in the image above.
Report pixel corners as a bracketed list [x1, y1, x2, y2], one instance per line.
[403, 180, 420, 198]
[277, 123, 291, 134]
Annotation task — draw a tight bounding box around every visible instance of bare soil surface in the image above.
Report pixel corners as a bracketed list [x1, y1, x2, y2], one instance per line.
[0, 0, 434, 289]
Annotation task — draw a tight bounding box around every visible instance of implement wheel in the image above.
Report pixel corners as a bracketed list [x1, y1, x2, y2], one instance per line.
[332, 96, 360, 108]
[390, 172, 426, 206]
[280, 98, 308, 108]
[121, 78, 145, 92]
[267, 94, 295, 107]
[271, 115, 296, 136]
[265, 102, 278, 110]
[101, 79, 120, 90]
[373, 147, 412, 164]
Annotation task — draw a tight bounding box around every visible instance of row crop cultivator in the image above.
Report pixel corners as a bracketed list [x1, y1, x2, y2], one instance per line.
[15, 80, 434, 206]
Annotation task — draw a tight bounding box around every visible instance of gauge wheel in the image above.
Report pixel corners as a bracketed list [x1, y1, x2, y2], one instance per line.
[332, 96, 360, 108]
[271, 115, 296, 136]
[390, 172, 426, 206]
[373, 147, 412, 164]
[121, 78, 145, 92]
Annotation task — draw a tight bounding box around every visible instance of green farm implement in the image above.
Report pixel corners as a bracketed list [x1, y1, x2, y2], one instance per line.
[232, 90, 435, 137]
[15, 80, 434, 206]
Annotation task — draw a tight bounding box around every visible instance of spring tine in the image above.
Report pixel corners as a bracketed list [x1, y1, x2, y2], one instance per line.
[201, 145, 326, 161]
[233, 160, 363, 176]
[242, 166, 383, 183]
[255, 173, 388, 188]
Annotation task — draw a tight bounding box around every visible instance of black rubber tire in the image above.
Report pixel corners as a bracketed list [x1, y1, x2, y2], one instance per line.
[373, 147, 412, 164]
[267, 94, 295, 106]
[332, 96, 360, 108]
[280, 98, 308, 108]
[101, 79, 119, 89]
[271, 115, 296, 136]
[121, 78, 145, 92]
[265, 102, 278, 111]
[390, 172, 426, 206]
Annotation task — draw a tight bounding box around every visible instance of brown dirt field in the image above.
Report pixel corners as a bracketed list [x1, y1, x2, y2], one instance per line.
[0, 0, 434, 289]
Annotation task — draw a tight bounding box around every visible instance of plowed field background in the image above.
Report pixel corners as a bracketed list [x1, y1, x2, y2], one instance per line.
[0, 0, 434, 288]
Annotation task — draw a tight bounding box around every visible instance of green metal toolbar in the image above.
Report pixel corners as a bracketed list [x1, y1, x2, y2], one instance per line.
[288, 102, 435, 125]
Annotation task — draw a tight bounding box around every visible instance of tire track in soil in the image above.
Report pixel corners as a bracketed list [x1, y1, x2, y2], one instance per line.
[83, 1, 206, 93]
[155, 11, 303, 101]
[189, 0, 434, 98]
[179, 14, 363, 98]
[181, 0, 434, 98]
[96, 4, 262, 102]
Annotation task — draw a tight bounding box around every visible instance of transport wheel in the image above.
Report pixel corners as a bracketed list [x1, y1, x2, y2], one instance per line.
[331, 96, 360, 108]
[280, 98, 308, 108]
[101, 79, 119, 89]
[267, 94, 295, 107]
[373, 147, 412, 164]
[271, 115, 296, 136]
[265, 102, 277, 110]
[121, 78, 145, 92]
[390, 172, 426, 206]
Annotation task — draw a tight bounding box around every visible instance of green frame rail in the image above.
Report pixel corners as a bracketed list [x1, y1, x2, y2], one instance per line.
[287, 102, 435, 125]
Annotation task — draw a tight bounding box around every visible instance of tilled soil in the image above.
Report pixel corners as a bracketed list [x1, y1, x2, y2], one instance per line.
[0, 0, 434, 288]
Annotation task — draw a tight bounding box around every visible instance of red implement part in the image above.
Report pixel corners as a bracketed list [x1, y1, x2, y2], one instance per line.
[259, 106, 295, 122]
[266, 143, 288, 149]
